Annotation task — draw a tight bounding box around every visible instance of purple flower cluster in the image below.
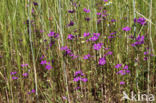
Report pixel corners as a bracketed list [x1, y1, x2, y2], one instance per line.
[83, 8, 90, 13]
[99, 57, 106, 65]
[48, 31, 59, 38]
[40, 57, 53, 70]
[122, 26, 131, 32]
[60, 46, 78, 59]
[83, 54, 91, 59]
[134, 17, 146, 25]
[131, 35, 145, 47]
[93, 43, 103, 50]
[67, 34, 75, 40]
[73, 70, 88, 82]
[116, 65, 130, 75]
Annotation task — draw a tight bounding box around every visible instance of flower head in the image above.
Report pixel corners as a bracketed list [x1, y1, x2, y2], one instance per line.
[122, 26, 131, 32]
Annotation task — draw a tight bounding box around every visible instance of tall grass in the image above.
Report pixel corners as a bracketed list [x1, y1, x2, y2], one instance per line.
[0, 0, 155, 102]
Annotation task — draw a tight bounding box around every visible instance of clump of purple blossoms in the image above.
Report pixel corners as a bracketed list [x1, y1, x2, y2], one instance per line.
[83, 32, 90, 37]
[83, 8, 90, 13]
[115, 64, 122, 69]
[73, 70, 88, 82]
[48, 31, 59, 38]
[99, 57, 106, 65]
[122, 26, 131, 32]
[131, 35, 145, 47]
[83, 54, 91, 59]
[68, 10, 75, 13]
[60, 46, 78, 59]
[67, 34, 75, 40]
[67, 21, 74, 26]
[93, 43, 103, 50]
[21, 64, 28, 67]
[116, 65, 130, 75]
[135, 17, 147, 25]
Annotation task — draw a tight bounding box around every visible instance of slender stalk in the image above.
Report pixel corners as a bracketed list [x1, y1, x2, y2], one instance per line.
[133, 0, 136, 37]
[28, 0, 38, 96]
[58, 0, 71, 102]
[147, 0, 152, 101]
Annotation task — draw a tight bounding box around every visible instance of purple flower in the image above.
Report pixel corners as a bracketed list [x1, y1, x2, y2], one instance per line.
[74, 70, 84, 76]
[96, 12, 101, 15]
[11, 72, 17, 75]
[111, 19, 116, 22]
[40, 60, 47, 65]
[84, 32, 90, 37]
[62, 96, 67, 100]
[85, 17, 90, 21]
[73, 77, 81, 82]
[99, 57, 106, 65]
[12, 77, 18, 80]
[67, 21, 74, 26]
[93, 43, 103, 50]
[31, 89, 35, 93]
[83, 8, 90, 13]
[137, 17, 146, 25]
[123, 65, 128, 69]
[67, 34, 74, 40]
[68, 10, 75, 13]
[48, 31, 55, 37]
[89, 36, 99, 41]
[115, 64, 122, 69]
[33, 2, 38, 6]
[21, 64, 28, 67]
[93, 33, 100, 37]
[122, 26, 131, 32]
[23, 73, 28, 77]
[120, 81, 125, 85]
[45, 65, 52, 70]
[81, 78, 88, 82]
[104, 0, 108, 2]
[83, 54, 91, 59]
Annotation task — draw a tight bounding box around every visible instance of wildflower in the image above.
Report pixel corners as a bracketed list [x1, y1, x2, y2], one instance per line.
[21, 64, 28, 67]
[93, 33, 100, 37]
[137, 17, 146, 25]
[62, 96, 67, 100]
[67, 34, 74, 40]
[120, 81, 125, 85]
[83, 32, 90, 37]
[23, 73, 28, 77]
[85, 17, 90, 21]
[68, 10, 75, 13]
[123, 65, 128, 69]
[122, 26, 131, 32]
[33, 2, 38, 6]
[104, 0, 108, 2]
[83, 8, 90, 13]
[99, 57, 106, 65]
[81, 78, 88, 82]
[83, 54, 91, 59]
[31, 89, 35, 93]
[45, 65, 52, 70]
[67, 21, 74, 26]
[48, 31, 55, 37]
[89, 36, 99, 41]
[93, 43, 103, 50]
[115, 64, 122, 69]
[12, 77, 18, 80]
[40, 60, 47, 65]
[73, 77, 81, 82]
[111, 19, 116, 22]
[96, 12, 101, 15]
[11, 72, 17, 75]
[74, 70, 84, 76]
